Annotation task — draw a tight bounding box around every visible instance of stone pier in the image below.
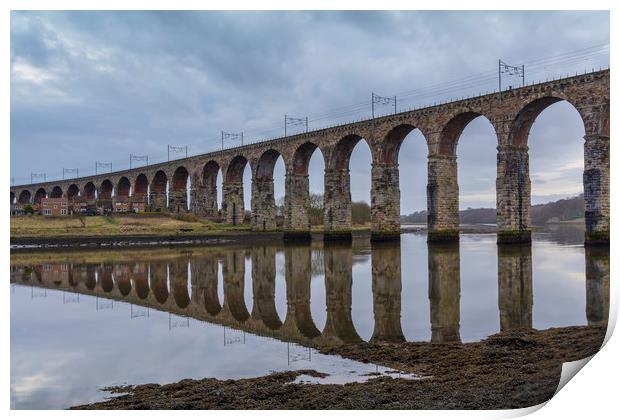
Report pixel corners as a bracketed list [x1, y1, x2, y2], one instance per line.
[222, 182, 245, 225]
[283, 173, 312, 241]
[427, 155, 459, 242]
[323, 169, 352, 241]
[370, 163, 401, 241]
[496, 145, 531, 244]
[251, 178, 277, 231]
[584, 134, 610, 244]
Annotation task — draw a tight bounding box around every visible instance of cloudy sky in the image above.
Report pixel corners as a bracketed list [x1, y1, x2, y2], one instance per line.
[10, 11, 609, 213]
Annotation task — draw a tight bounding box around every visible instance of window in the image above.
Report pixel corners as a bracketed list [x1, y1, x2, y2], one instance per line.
[43, 209, 52, 215]
[60, 209, 67, 215]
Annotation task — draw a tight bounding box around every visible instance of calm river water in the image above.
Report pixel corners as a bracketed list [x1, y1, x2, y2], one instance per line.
[10, 226, 609, 409]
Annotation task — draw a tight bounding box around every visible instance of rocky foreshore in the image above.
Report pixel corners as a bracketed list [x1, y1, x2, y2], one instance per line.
[72, 325, 607, 410]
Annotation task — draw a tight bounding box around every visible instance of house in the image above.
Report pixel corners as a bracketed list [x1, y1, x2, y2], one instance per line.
[10, 205, 25, 216]
[112, 196, 131, 213]
[41, 197, 70, 216]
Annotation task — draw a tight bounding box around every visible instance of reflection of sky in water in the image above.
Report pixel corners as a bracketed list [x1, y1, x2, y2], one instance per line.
[10, 227, 605, 409]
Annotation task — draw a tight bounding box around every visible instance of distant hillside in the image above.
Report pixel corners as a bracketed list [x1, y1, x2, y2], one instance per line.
[401, 194, 584, 226]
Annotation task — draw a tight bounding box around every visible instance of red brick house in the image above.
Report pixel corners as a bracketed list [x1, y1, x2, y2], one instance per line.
[41, 197, 70, 216]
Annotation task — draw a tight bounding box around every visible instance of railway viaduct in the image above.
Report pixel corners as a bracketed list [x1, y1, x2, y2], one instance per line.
[10, 69, 610, 244]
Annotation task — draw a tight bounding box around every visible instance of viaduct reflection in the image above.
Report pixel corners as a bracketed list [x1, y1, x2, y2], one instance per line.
[10, 242, 609, 347]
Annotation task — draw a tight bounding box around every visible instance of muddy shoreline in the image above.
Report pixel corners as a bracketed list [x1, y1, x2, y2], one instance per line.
[72, 325, 606, 410]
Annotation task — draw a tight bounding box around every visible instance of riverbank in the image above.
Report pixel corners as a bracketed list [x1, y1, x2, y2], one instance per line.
[10, 214, 372, 251]
[73, 325, 606, 410]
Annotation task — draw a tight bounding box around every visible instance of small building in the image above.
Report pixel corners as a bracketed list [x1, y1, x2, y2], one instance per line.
[41, 197, 70, 216]
[112, 196, 131, 213]
[132, 200, 146, 213]
[10, 205, 26, 216]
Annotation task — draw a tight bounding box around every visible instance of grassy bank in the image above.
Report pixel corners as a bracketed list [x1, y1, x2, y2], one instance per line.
[10, 214, 250, 238]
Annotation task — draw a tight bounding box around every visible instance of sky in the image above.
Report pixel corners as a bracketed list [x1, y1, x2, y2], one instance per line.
[10, 11, 609, 213]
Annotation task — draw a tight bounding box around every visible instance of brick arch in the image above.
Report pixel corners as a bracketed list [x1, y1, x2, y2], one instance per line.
[172, 166, 189, 191]
[34, 188, 47, 204]
[99, 264, 114, 293]
[151, 170, 168, 193]
[150, 263, 169, 304]
[329, 134, 371, 170]
[202, 160, 220, 186]
[379, 123, 429, 164]
[255, 149, 283, 181]
[438, 112, 496, 156]
[225, 155, 249, 183]
[292, 142, 323, 175]
[50, 186, 63, 198]
[116, 177, 131, 197]
[83, 182, 96, 200]
[67, 184, 79, 200]
[133, 173, 148, 196]
[508, 95, 585, 147]
[133, 266, 150, 300]
[18, 190, 31, 204]
[171, 266, 191, 309]
[115, 265, 132, 296]
[100, 180, 114, 199]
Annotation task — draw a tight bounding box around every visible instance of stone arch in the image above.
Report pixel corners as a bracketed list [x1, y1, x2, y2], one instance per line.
[116, 177, 130, 197]
[329, 134, 370, 170]
[222, 251, 250, 322]
[170, 166, 189, 212]
[149, 170, 168, 212]
[34, 188, 47, 204]
[115, 265, 132, 296]
[193, 160, 221, 218]
[371, 123, 431, 240]
[83, 182, 96, 200]
[283, 142, 325, 237]
[427, 112, 497, 241]
[99, 264, 114, 293]
[151, 171, 167, 193]
[100, 180, 113, 199]
[134, 174, 148, 196]
[508, 96, 576, 147]
[10, 192, 15, 205]
[438, 112, 495, 156]
[225, 155, 249, 183]
[379, 123, 428, 164]
[252, 149, 284, 231]
[169, 259, 190, 309]
[67, 184, 79, 201]
[222, 156, 249, 225]
[150, 263, 169, 304]
[50, 186, 63, 198]
[18, 190, 31, 204]
[323, 134, 371, 237]
[292, 141, 322, 175]
[497, 96, 592, 243]
[132, 263, 150, 300]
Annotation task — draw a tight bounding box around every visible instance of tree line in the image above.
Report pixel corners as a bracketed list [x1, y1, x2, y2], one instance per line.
[400, 194, 585, 226]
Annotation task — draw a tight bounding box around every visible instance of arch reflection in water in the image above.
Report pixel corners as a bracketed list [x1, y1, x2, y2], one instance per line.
[9, 238, 610, 346]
